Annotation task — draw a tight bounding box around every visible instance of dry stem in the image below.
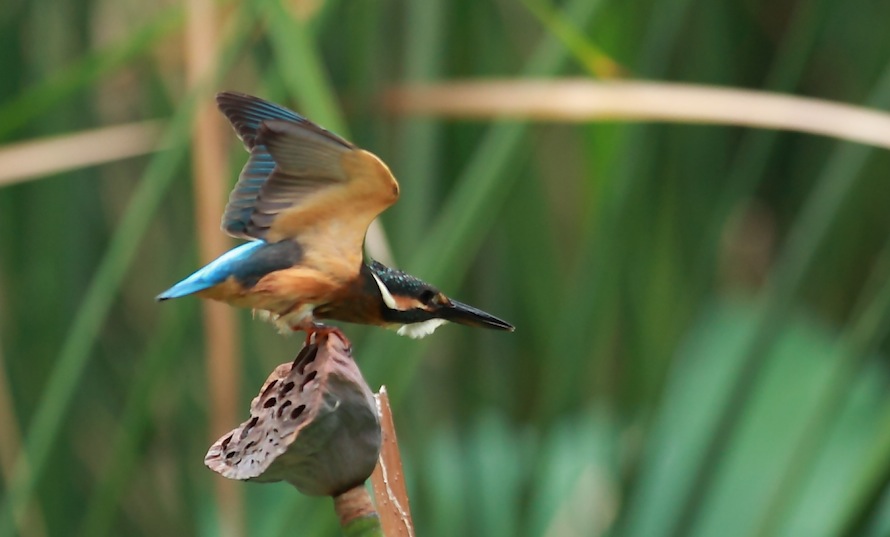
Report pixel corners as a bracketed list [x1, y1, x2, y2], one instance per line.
[370, 387, 415, 537]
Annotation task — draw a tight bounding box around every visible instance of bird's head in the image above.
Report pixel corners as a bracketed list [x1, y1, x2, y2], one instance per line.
[363, 261, 514, 338]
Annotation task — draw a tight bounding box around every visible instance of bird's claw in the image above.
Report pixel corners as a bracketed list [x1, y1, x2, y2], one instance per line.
[293, 322, 346, 346]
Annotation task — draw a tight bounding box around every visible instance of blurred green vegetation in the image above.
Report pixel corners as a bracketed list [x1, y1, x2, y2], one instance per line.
[2, 0, 890, 536]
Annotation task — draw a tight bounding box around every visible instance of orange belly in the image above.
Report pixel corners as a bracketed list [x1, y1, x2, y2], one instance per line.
[198, 267, 343, 315]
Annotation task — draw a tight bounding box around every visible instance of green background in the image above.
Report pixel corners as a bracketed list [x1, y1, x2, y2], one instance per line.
[2, 0, 890, 535]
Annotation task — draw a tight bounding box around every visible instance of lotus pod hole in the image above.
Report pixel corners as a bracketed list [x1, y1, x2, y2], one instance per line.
[205, 330, 382, 496]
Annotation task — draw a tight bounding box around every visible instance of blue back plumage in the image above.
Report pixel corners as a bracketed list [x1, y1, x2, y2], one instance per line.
[157, 240, 306, 300]
[157, 239, 304, 300]
[156, 241, 268, 300]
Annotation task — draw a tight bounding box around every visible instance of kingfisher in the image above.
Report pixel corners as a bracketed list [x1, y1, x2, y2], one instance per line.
[157, 92, 513, 338]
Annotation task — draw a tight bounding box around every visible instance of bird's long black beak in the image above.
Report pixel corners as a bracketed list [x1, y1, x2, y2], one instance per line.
[441, 299, 515, 331]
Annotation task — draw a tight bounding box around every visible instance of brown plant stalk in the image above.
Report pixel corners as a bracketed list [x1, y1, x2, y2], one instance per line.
[370, 387, 415, 537]
[185, 0, 242, 534]
[387, 79, 890, 150]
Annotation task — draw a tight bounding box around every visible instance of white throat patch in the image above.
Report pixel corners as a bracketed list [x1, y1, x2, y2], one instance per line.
[371, 272, 399, 310]
[396, 318, 448, 339]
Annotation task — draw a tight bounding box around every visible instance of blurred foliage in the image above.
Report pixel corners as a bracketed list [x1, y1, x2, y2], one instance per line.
[1, 0, 890, 535]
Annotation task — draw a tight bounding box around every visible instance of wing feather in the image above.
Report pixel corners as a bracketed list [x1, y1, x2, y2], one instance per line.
[217, 92, 307, 149]
[215, 92, 400, 274]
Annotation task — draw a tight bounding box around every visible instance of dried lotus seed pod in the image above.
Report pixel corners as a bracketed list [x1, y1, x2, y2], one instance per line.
[205, 330, 381, 497]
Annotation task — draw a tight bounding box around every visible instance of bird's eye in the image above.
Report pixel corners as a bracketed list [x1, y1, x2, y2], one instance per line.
[419, 289, 437, 305]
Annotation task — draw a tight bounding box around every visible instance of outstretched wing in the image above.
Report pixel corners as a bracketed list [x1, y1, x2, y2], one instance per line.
[216, 92, 400, 273]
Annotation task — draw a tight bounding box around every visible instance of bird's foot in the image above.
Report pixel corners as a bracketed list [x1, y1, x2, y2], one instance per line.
[292, 322, 346, 346]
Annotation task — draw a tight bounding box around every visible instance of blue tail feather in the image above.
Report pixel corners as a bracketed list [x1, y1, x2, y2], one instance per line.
[156, 241, 267, 300]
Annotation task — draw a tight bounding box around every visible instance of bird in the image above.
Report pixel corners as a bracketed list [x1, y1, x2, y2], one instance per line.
[157, 91, 513, 339]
